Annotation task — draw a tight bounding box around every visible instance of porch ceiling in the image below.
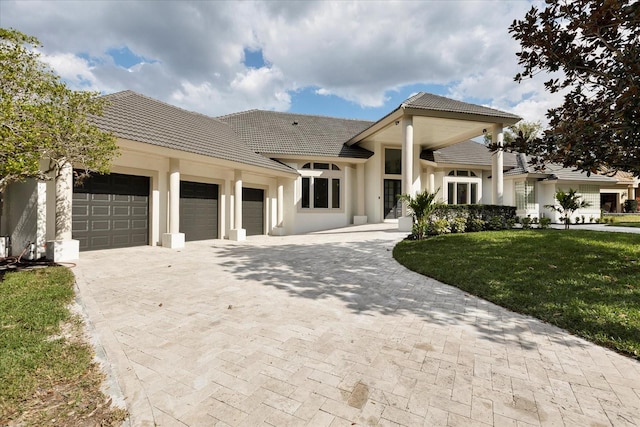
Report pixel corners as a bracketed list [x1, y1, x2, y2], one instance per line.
[347, 92, 521, 151]
[363, 115, 490, 150]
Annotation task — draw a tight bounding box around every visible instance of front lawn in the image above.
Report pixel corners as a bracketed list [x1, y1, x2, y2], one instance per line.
[0, 267, 127, 426]
[393, 230, 640, 358]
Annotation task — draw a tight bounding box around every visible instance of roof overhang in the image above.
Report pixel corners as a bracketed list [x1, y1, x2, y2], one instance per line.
[347, 105, 521, 150]
[263, 153, 370, 164]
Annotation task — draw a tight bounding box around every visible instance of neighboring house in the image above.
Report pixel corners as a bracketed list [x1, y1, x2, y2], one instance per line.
[599, 170, 639, 213]
[0, 89, 624, 262]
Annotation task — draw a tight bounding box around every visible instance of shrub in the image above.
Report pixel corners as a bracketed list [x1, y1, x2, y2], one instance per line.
[468, 218, 485, 232]
[625, 199, 638, 213]
[539, 217, 551, 229]
[451, 217, 467, 233]
[428, 218, 451, 235]
[521, 216, 532, 229]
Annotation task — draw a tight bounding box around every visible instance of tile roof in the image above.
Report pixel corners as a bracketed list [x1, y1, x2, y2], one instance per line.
[403, 92, 522, 121]
[93, 91, 296, 174]
[420, 140, 518, 168]
[218, 110, 374, 159]
[505, 153, 618, 183]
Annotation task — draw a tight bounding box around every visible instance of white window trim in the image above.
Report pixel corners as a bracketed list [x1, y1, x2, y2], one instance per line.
[298, 165, 344, 212]
[444, 177, 481, 205]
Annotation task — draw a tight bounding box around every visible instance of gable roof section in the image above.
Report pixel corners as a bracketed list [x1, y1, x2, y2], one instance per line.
[421, 140, 518, 168]
[403, 92, 522, 121]
[93, 91, 295, 174]
[348, 92, 522, 145]
[218, 110, 374, 159]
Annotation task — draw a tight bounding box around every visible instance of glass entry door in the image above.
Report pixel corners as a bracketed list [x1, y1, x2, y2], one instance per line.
[384, 179, 403, 219]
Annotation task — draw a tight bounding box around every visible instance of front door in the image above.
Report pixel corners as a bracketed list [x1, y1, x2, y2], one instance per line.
[384, 179, 402, 219]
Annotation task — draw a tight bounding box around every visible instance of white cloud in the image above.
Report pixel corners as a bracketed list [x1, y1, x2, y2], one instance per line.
[0, 0, 557, 122]
[39, 52, 99, 90]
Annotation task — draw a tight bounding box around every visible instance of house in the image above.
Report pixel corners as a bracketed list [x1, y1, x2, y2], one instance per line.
[0, 90, 624, 262]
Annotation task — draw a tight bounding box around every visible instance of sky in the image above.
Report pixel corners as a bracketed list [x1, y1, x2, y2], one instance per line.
[0, 0, 562, 124]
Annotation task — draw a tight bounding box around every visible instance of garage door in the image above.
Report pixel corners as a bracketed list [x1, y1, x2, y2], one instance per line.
[180, 181, 218, 241]
[72, 173, 149, 251]
[242, 188, 264, 236]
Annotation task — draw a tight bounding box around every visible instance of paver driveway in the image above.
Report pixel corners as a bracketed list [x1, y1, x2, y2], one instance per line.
[74, 223, 640, 426]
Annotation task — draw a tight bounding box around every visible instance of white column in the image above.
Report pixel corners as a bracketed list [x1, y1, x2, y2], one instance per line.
[354, 163, 367, 225]
[492, 124, 504, 205]
[272, 179, 286, 235]
[162, 158, 185, 248]
[229, 170, 246, 241]
[169, 159, 180, 234]
[399, 116, 414, 231]
[55, 162, 73, 240]
[277, 181, 284, 226]
[46, 161, 79, 261]
[429, 170, 435, 194]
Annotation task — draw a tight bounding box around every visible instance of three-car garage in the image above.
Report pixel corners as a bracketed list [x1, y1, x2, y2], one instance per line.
[72, 173, 265, 251]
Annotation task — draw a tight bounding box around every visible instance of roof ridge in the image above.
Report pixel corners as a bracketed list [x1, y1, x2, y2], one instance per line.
[220, 109, 374, 124]
[401, 91, 425, 106]
[102, 90, 230, 125]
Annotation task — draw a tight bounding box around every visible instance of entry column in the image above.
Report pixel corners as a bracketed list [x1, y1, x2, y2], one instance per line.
[162, 158, 185, 248]
[229, 170, 246, 241]
[492, 124, 504, 205]
[399, 116, 414, 231]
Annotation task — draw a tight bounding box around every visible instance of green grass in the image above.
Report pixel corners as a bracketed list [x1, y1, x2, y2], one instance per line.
[0, 267, 126, 425]
[609, 222, 640, 228]
[604, 214, 640, 223]
[393, 230, 640, 358]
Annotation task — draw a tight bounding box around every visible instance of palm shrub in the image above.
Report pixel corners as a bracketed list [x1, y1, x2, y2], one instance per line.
[545, 188, 591, 229]
[398, 189, 440, 239]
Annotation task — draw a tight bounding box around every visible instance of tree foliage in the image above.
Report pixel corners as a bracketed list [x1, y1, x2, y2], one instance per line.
[507, 0, 640, 176]
[0, 28, 118, 194]
[484, 121, 542, 146]
[545, 188, 591, 229]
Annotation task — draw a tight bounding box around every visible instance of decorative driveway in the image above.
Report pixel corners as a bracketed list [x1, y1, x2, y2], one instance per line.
[74, 223, 640, 426]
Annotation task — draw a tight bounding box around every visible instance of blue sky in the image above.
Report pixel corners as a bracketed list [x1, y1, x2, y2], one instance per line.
[0, 0, 558, 123]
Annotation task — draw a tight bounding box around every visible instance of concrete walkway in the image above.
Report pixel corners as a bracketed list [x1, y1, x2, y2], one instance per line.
[74, 223, 640, 426]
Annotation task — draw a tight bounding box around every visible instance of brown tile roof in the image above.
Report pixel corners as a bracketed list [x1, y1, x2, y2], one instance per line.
[403, 92, 522, 121]
[421, 140, 518, 168]
[218, 110, 374, 159]
[93, 91, 296, 174]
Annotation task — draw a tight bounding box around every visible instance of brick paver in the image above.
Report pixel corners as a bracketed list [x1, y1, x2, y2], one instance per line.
[74, 223, 640, 426]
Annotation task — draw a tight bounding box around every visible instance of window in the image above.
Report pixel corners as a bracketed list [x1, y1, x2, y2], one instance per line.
[385, 149, 402, 175]
[302, 178, 310, 208]
[515, 181, 535, 210]
[445, 173, 480, 205]
[299, 163, 342, 209]
[448, 170, 477, 177]
[579, 185, 600, 208]
[332, 179, 340, 208]
[448, 182, 477, 204]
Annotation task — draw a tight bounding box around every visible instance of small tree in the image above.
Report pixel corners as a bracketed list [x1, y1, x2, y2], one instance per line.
[1, 28, 119, 239]
[398, 189, 440, 239]
[545, 189, 591, 230]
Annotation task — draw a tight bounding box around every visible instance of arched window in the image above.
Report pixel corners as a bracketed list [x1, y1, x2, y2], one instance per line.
[300, 163, 343, 210]
[444, 170, 481, 205]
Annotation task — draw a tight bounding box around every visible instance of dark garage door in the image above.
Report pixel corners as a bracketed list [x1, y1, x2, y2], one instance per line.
[242, 188, 264, 236]
[72, 173, 149, 251]
[180, 181, 218, 241]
